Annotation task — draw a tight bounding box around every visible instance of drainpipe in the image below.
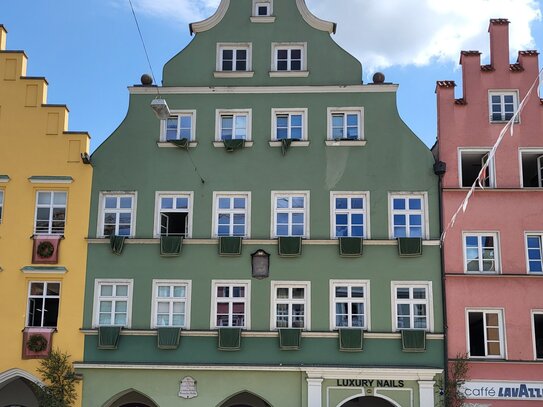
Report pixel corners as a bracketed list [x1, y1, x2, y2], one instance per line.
[433, 159, 448, 399]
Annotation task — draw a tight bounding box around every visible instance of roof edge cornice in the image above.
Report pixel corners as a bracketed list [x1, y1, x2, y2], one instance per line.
[296, 0, 336, 34]
[189, 0, 230, 34]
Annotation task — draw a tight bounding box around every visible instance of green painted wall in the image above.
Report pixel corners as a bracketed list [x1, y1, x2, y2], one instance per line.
[163, 0, 362, 87]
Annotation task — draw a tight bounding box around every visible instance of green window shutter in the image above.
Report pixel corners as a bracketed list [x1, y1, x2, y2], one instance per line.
[339, 237, 363, 257]
[218, 328, 242, 351]
[98, 326, 122, 350]
[218, 236, 243, 256]
[401, 329, 426, 352]
[157, 327, 181, 349]
[279, 328, 301, 350]
[398, 237, 423, 257]
[278, 237, 302, 257]
[339, 328, 364, 351]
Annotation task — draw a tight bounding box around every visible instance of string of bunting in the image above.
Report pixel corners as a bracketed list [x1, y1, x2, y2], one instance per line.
[440, 66, 543, 244]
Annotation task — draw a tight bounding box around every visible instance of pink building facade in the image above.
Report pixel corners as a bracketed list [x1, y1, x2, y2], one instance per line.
[435, 19, 543, 405]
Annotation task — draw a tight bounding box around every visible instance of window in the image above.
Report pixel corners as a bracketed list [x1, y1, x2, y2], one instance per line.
[392, 283, 431, 331]
[26, 282, 60, 327]
[328, 109, 363, 140]
[154, 192, 192, 238]
[272, 109, 306, 141]
[0, 190, 3, 223]
[271, 282, 310, 329]
[464, 233, 499, 273]
[272, 192, 309, 238]
[526, 234, 543, 273]
[152, 280, 191, 328]
[520, 150, 543, 187]
[331, 281, 369, 330]
[533, 313, 543, 359]
[217, 44, 251, 72]
[271, 43, 307, 72]
[254, 1, 271, 16]
[331, 193, 368, 238]
[212, 281, 250, 329]
[161, 111, 195, 141]
[489, 91, 518, 122]
[213, 192, 250, 238]
[389, 193, 427, 238]
[93, 280, 133, 327]
[459, 150, 495, 188]
[467, 310, 504, 358]
[216, 110, 251, 141]
[34, 191, 67, 234]
[98, 193, 136, 237]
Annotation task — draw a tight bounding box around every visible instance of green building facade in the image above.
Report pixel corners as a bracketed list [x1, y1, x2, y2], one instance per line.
[76, 1, 443, 406]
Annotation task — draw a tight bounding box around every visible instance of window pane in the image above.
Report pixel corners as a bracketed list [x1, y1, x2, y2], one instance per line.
[335, 198, 348, 209]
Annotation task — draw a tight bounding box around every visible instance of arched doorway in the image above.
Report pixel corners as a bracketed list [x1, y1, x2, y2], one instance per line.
[0, 370, 42, 407]
[218, 391, 271, 407]
[104, 390, 159, 407]
[340, 396, 396, 407]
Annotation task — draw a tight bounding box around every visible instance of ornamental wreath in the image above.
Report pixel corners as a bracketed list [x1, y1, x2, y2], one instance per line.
[27, 333, 48, 352]
[37, 241, 55, 258]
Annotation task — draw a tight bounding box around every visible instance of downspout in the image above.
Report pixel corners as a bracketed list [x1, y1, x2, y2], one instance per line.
[433, 158, 448, 398]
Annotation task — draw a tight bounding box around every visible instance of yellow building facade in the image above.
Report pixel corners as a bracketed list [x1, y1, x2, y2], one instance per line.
[0, 25, 92, 407]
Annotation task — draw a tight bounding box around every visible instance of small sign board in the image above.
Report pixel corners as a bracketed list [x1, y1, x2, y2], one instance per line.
[179, 376, 198, 399]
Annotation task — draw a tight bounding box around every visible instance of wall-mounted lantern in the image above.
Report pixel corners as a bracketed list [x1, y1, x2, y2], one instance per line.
[251, 249, 270, 279]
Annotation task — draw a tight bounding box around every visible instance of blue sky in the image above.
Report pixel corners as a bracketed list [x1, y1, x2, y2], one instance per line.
[1, 0, 542, 151]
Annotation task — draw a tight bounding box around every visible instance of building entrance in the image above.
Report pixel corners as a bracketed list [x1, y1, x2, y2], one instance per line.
[340, 396, 396, 407]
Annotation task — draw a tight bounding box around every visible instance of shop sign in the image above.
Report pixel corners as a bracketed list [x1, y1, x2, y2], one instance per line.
[179, 376, 198, 399]
[461, 381, 543, 401]
[336, 379, 405, 388]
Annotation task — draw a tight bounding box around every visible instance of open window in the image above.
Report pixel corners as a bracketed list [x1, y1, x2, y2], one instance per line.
[27, 282, 60, 328]
[459, 150, 494, 188]
[467, 310, 504, 358]
[155, 193, 192, 238]
[534, 313, 543, 359]
[520, 150, 543, 187]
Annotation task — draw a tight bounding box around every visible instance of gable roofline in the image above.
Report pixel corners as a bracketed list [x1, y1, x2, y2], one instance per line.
[189, 0, 336, 35]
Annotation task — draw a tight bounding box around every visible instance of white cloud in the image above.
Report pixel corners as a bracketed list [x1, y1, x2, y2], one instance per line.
[306, 0, 541, 72]
[124, 0, 541, 73]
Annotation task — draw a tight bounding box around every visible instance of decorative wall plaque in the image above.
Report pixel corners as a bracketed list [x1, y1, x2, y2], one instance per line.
[179, 376, 198, 399]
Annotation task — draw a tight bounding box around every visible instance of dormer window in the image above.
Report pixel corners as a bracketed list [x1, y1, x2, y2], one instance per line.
[489, 91, 519, 123]
[255, 2, 270, 16]
[270, 43, 308, 77]
[251, 0, 274, 22]
[215, 43, 254, 78]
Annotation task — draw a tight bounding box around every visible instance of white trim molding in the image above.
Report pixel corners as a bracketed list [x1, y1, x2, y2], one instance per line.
[129, 85, 399, 95]
[295, 0, 336, 33]
[190, 0, 230, 34]
[0, 368, 44, 387]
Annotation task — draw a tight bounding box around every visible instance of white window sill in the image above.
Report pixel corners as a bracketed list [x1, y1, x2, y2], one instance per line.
[157, 141, 198, 148]
[269, 140, 310, 147]
[214, 71, 255, 78]
[213, 141, 254, 148]
[325, 140, 367, 147]
[269, 71, 309, 78]
[464, 271, 499, 275]
[250, 16, 276, 23]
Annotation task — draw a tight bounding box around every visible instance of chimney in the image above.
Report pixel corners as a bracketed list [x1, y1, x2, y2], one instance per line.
[0, 25, 7, 51]
[489, 19, 510, 70]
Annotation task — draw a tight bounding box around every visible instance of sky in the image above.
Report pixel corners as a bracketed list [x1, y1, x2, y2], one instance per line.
[1, 0, 542, 151]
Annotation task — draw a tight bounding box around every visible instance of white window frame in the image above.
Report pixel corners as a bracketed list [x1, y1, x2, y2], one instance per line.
[253, 0, 272, 16]
[270, 43, 308, 76]
[271, 191, 310, 238]
[388, 192, 429, 239]
[211, 280, 251, 329]
[532, 310, 543, 360]
[271, 108, 308, 141]
[216, 43, 252, 73]
[92, 279, 133, 328]
[215, 109, 252, 141]
[330, 192, 370, 239]
[330, 280, 370, 331]
[153, 192, 193, 238]
[160, 110, 196, 142]
[519, 148, 543, 188]
[212, 192, 251, 238]
[34, 190, 68, 235]
[151, 279, 191, 329]
[97, 192, 137, 238]
[465, 308, 506, 359]
[26, 281, 61, 328]
[458, 148, 496, 188]
[0, 189, 4, 223]
[270, 281, 311, 330]
[525, 232, 543, 273]
[463, 232, 500, 273]
[391, 282, 433, 332]
[489, 90, 519, 123]
[327, 108, 364, 141]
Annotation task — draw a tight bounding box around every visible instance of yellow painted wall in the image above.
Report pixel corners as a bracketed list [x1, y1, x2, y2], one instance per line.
[0, 25, 92, 406]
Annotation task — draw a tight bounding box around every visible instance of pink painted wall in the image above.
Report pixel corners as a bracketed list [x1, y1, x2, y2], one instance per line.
[437, 19, 543, 392]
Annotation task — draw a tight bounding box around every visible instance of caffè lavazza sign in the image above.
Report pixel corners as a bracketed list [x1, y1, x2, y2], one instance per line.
[461, 381, 543, 401]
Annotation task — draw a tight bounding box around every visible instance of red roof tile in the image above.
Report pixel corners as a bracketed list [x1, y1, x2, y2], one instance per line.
[436, 81, 455, 88]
